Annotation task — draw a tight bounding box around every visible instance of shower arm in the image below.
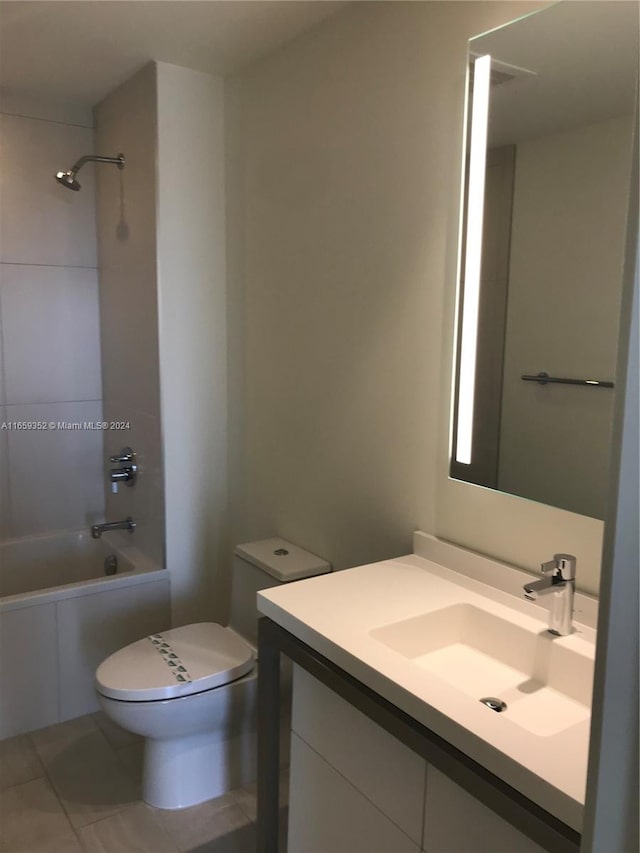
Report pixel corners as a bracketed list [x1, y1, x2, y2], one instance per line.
[70, 154, 125, 173]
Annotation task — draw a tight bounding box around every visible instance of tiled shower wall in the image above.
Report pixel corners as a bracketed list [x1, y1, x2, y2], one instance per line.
[94, 64, 164, 568]
[0, 98, 105, 540]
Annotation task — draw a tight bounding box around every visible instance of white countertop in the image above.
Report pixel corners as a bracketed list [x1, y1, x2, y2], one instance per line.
[257, 536, 596, 832]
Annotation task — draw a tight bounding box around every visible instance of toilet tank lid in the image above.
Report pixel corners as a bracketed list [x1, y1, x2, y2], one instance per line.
[234, 538, 331, 582]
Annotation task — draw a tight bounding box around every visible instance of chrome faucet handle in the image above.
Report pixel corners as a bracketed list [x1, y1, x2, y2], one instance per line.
[110, 446, 134, 464]
[108, 447, 137, 494]
[555, 554, 577, 581]
[528, 554, 576, 636]
[540, 553, 577, 582]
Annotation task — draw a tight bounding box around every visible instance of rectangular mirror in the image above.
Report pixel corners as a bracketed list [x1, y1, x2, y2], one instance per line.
[450, 1, 638, 520]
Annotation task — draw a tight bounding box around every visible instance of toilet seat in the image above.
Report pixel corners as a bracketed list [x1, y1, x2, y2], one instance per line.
[95, 622, 255, 702]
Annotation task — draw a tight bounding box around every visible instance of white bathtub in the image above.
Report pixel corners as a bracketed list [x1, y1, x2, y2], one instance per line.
[0, 531, 170, 739]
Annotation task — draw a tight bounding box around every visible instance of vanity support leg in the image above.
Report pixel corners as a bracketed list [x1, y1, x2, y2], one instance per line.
[257, 617, 281, 853]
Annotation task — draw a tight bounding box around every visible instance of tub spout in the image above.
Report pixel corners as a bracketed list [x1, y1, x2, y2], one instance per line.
[91, 517, 136, 539]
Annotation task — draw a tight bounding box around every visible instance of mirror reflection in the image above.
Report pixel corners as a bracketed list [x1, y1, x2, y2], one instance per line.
[450, 1, 638, 519]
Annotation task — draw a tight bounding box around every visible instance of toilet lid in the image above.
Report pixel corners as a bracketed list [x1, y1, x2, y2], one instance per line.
[95, 623, 255, 702]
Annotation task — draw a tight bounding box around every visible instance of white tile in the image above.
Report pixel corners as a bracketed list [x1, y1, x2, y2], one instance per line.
[1, 264, 102, 405]
[152, 798, 253, 853]
[0, 114, 97, 267]
[30, 714, 99, 766]
[99, 264, 160, 419]
[0, 90, 93, 128]
[0, 734, 45, 791]
[0, 603, 59, 739]
[115, 742, 144, 788]
[0, 829, 83, 853]
[7, 401, 105, 537]
[95, 68, 159, 426]
[0, 406, 11, 540]
[0, 317, 5, 405]
[103, 406, 164, 566]
[31, 717, 139, 829]
[57, 578, 170, 720]
[94, 63, 157, 278]
[77, 803, 177, 853]
[0, 777, 76, 851]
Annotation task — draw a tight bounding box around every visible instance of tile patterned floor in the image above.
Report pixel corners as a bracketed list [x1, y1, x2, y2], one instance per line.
[0, 713, 289, 853]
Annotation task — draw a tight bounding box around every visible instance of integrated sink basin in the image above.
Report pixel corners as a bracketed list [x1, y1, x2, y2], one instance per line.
[257, 537, 598, 830]
[370, 602, 593, 737]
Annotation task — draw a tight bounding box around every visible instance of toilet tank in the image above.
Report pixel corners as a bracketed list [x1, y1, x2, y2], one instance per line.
[229, 538, 331, 647]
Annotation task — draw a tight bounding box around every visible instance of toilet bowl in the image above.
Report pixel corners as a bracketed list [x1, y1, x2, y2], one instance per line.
[95, 538, 330, 809]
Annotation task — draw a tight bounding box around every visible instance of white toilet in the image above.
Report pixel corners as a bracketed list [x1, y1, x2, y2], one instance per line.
[95, 538, 330, 809]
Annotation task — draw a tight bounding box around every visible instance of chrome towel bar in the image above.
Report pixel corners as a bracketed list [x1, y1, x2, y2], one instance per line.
[521, 371, 614, 388]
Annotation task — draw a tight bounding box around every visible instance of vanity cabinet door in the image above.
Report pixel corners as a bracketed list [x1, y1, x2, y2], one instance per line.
[287, 665, 550, 853]
[291, 665, 426, 844]
[288, 732, 420, 853]
[422, 766, 547, 853]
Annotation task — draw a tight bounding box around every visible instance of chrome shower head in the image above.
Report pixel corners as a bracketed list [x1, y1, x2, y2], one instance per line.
[55, 170, 81, 191]
[54, 153, 124, 192]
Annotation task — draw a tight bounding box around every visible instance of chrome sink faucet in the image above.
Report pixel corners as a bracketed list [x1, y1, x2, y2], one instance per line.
[523, 554, 577, 636]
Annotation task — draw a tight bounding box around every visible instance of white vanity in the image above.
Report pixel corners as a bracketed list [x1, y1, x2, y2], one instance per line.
[256, 533, 596, 852]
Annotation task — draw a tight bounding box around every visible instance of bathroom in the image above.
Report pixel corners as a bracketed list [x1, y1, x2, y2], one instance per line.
[0, 1, 637, 852]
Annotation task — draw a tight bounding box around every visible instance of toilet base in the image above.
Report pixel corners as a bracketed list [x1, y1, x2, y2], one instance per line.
[143, 729, 257, 809]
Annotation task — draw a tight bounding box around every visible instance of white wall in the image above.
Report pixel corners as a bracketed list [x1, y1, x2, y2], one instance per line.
[94, 64, 164, 568]
[498, 115, 632, 519]
[225, 1, 563, 577]
[0, 95, 104, 540]
[156, 62, 228, 626]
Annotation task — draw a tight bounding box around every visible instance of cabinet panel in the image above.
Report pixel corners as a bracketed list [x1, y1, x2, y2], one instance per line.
[0, 603, 59, 738]
[291, 665, 426, 844]
[288, 732, 420, 853]
[423, 766, 547, 853]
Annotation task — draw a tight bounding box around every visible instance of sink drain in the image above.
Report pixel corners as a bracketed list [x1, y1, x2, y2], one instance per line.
[479, 697, 507, 712]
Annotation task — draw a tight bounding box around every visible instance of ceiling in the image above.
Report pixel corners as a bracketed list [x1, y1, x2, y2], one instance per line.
[2, 2, 636, 129]
[0, 1, 347, 107]
[473, 1, 639, 146]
